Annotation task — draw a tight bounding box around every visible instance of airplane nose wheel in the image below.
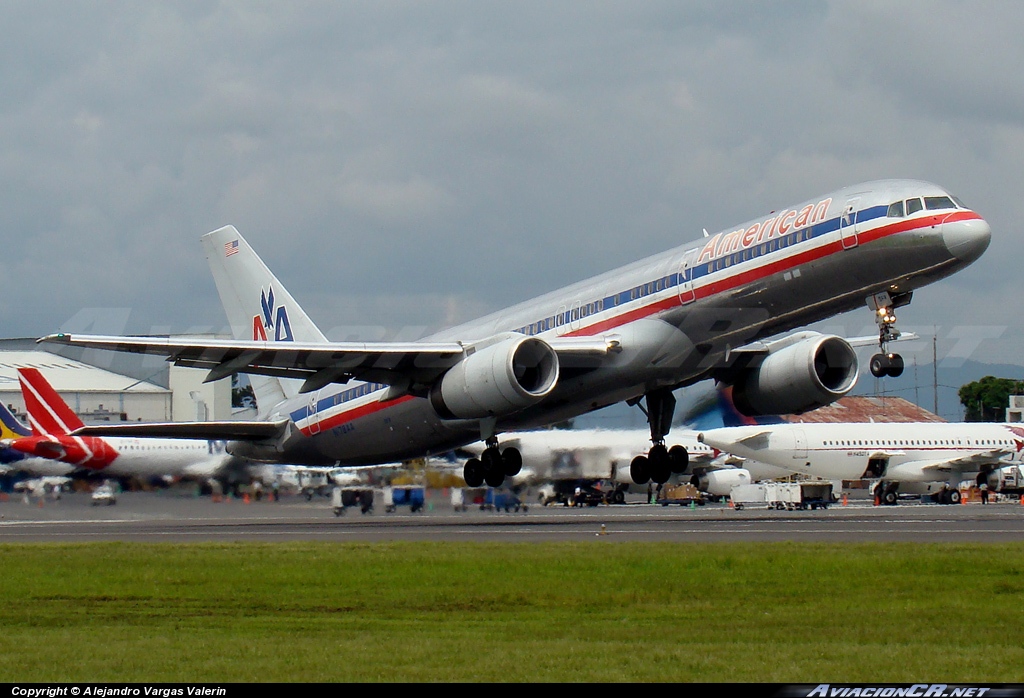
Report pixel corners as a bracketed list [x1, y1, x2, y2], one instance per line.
[869, 352, 904, 378]
[867, 291, 909, 379]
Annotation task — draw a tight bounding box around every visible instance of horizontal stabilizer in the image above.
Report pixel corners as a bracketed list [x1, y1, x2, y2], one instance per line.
[70, 419, 290, 441]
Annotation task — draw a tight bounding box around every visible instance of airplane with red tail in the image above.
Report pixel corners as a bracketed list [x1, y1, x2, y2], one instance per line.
[6, 368, 240, 481]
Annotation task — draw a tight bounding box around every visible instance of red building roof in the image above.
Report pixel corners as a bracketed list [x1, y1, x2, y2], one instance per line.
[785, 396, 945, 424]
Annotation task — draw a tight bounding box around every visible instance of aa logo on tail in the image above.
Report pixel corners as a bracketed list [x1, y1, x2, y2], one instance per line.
[252, 286, 294, 342]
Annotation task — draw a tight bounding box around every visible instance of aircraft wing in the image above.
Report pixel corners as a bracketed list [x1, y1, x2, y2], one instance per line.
[728, 332, 919, 355]
[40, 332, 619, 394]
[70, 420, 290, 441]
[894, 449, 1010, 475]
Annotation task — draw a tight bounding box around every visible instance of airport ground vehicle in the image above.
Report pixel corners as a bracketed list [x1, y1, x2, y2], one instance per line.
[730, 482, 832, 510]
[656, 483, 705, 507]
[480, 489, 528, 512]
[331, 487, 374, 516]
[383, 486, 425, 513]
[91, 483, 117, 506]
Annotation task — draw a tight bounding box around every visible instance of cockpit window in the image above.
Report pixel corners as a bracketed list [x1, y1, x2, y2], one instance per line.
[905, 198, 923, 215]
[952, 195, 968, 209]
[887, 201, 905, 218]
[924, 196, 956, 211]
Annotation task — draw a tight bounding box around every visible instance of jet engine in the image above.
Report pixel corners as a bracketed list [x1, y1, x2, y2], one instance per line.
[431, 335, 559, 419]
[731, 333, 858, 416]
[691, 468, 751, 497]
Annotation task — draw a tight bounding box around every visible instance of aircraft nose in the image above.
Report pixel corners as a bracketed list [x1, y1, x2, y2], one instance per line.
[943, 215, 991, 264]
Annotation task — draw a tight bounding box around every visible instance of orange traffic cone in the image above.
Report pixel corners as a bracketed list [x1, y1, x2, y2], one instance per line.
[243, 492, 250, 504]
[842, 493, 848, 507]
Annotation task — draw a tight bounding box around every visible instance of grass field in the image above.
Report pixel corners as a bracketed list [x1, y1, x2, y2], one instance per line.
[1, 541, 1022, 682]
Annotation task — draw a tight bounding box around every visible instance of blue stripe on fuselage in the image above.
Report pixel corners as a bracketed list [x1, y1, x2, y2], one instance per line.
[292, 203, 916, 426]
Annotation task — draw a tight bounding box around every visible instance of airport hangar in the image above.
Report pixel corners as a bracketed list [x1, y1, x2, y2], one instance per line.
[0, 337, 235, 426]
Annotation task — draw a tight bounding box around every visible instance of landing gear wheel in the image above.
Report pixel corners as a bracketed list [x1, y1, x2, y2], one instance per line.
[484, 467, 505, 488]
[481, 447, 506, 487]
[501, 447, 523, 477]
[870, 353, 905, 378]
[648, 444, 671, 485]
[630, 455, 650, 485]
[882, 489, 897, 506]
[948, 489, 961, 505]
[464, 458, 484, 488]
[668, 445, 689, 473]
[870, 354, 889, 378]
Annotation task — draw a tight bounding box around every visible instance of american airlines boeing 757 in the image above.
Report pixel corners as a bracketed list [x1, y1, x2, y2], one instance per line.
[43, 180, 990, 488]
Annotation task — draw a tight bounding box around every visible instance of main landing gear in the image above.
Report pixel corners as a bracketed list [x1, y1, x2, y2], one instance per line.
[867, 291, 911, 378]
[463, 437, 522, 488]
[628, 388, 690, 486]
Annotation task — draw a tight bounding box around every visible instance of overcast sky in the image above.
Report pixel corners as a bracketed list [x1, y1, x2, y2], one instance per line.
[2, 1, 1023, 369]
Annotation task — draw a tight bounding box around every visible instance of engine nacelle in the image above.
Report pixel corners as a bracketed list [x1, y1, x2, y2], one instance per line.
[431, 336, 559, 419]
[985, 465, 1024, 492]
[732, 333, 858, 416]
[691, 468, 751, 497]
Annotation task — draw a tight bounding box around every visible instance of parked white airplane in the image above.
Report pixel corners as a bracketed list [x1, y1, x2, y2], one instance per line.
[6, 368, 245, 482]
[45, 180, 990, 489]
[698, 421, 1024, 504]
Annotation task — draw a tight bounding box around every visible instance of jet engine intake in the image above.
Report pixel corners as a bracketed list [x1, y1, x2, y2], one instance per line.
[732, 334, 858, 416]
[431, 336, 559, 419]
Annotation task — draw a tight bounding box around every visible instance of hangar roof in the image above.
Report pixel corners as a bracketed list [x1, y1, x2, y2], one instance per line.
[785, 396, 945, 424]
[0, 351, 167, 394]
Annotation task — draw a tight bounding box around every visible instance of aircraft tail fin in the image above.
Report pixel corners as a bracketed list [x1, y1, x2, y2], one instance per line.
[17, 368, 85, 436]
[202, 226, 328, 411]
[202, 226, 328, 344]
[0, 400, 32, 439]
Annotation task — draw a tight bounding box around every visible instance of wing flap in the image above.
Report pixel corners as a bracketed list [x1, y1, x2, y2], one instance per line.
[71, 420, 289, 441]
[41, 332, 623, 392]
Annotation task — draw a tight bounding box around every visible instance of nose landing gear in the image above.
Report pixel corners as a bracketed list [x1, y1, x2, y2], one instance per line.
[867, 291, 910, 378]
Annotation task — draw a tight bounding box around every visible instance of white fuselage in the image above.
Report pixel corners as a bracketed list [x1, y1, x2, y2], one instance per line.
[699, 422, 1024, 486]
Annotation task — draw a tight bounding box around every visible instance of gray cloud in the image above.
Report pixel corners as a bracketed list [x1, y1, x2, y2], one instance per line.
[0, 1, 1021, 370]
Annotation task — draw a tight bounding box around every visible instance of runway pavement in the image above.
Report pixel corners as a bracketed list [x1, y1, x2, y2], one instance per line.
[2, 488, 1024, 543]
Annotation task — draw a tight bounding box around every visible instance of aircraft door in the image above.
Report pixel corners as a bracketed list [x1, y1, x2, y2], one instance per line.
[307, 390, 322, 435]
[792, 428, 807, 460]
[862, 456, 888, 479]
[677, 250, 696, 304]
[840, 198, 860, 250]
